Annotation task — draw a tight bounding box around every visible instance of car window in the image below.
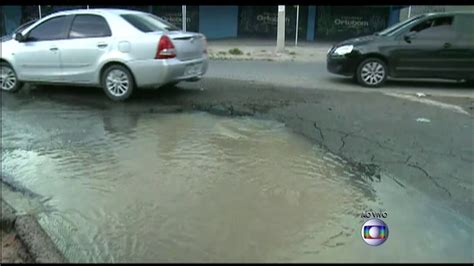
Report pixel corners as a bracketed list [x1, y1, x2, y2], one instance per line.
[410, 19, 433, 33]
[409, 16, 455, 39]
[455, 14, 474, 39]
[121, 13, 180, 33]
[377, 14, 426, 37]
[69, 15, 112, 39]
[26, 16, 71, 41]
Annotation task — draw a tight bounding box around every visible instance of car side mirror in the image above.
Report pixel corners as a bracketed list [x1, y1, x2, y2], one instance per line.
[14, 32, 25, 42]
[404, 31, 416, 43]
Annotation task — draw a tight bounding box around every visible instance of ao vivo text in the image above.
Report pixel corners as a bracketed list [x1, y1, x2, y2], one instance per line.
[360, 210, 388, 219]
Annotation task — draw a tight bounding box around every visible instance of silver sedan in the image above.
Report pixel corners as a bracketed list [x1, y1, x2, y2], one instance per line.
[0, 8, 208, 101]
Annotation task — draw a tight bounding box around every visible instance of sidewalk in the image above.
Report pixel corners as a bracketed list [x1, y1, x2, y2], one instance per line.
[207, 38, 334, 63]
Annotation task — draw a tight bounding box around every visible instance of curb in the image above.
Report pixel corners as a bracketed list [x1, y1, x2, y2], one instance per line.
[207, 47, 329, 63]
[1, 199, 68, 263]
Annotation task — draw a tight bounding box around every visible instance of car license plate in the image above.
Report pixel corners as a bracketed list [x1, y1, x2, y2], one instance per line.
[185, 63, 202, 76]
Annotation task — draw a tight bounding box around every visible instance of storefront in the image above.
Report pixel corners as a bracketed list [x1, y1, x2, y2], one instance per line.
[1, 5, 401, 41]
[237, 6, 308, 40]
[0, 6, 84, 36]
[1, 6, 39, 36]
[153, 6, 199, 33]
[315, 6, 391, 41]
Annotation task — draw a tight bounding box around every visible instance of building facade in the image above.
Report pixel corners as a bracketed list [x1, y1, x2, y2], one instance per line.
[1, 5, 406, 41]
[399, 5, 474, 21]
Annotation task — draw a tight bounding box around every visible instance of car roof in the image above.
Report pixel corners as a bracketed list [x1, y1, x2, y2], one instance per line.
[424, 11, 474, 17]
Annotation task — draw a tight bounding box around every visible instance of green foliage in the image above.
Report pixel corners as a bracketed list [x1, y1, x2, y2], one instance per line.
[229, 48, 244, 55]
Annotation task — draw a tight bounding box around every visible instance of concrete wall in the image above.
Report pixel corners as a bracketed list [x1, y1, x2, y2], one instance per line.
[199, 6, 238, 39]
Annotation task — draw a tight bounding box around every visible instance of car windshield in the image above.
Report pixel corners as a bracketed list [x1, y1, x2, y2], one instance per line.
[121, 13, 180, 33]
[376, 14, 426, 36]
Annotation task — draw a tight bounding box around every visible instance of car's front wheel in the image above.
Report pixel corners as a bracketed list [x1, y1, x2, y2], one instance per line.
[356, 58, 388, 87]
[1, 62, 23, 93]
[101, 65, 135, 101]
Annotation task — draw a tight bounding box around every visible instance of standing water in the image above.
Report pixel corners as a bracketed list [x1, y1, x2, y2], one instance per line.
[1, 102, 472, 262]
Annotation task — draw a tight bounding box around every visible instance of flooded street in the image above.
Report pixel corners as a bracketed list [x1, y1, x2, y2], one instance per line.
[2, 3, 474, 264]
[1, 92, 473, 263]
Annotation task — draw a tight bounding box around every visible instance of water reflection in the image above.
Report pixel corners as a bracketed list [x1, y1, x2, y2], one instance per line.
[2, 98, 471, 263]
[2, 100, 374, 262]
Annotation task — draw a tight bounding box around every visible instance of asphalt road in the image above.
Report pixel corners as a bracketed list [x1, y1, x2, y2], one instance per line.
[207, 59, 474, 98]
[1, 59, 473, 262]
[2, 69, 473, 221]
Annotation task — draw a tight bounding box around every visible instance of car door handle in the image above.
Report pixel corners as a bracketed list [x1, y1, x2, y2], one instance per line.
[97, 43, 108, 48]
[443, 42, 451, 48]
[50, 47, 58, 51]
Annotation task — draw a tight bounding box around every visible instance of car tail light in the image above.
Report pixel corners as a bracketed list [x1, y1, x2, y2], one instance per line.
[155, 35, 176, 59]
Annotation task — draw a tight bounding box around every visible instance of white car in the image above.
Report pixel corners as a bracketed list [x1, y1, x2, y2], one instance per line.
[0, 8, 208, 101]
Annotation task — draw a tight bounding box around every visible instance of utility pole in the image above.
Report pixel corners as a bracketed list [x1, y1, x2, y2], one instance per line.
[182, 5, 187, 32]
[276, 5, 285, 53]
[295, 5, 299, 47]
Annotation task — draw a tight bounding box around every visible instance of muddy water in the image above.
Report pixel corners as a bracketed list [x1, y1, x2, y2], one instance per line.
[1, 103, 472, 262]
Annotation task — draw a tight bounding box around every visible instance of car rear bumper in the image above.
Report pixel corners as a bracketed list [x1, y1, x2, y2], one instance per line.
[326, 55, 358, 77]
[127, 55, 209, 88]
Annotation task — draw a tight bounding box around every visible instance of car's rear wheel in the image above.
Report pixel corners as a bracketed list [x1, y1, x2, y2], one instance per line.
[356, 58, 387, 88]
[101, 65, 135, 101]
[1, 62, 23, 93]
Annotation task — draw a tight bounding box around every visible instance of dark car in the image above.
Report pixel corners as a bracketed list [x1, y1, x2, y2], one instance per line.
[327, 12, 474, 87]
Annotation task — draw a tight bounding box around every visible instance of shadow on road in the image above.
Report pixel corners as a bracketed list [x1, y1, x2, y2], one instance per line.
[11, 83, 200, 109]
[327, 76, 473, 91]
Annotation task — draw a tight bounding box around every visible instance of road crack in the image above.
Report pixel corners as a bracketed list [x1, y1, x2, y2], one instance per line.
[313, 122, 324, 141]
[339, 132, 351, 151]
[323, 127, 401, 154]
[407, 163, 452, 198]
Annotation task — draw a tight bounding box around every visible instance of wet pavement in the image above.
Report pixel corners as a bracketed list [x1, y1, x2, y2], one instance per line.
[1, 81, 473, 262]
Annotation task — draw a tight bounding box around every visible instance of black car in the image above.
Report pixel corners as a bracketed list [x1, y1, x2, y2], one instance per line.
[327, 12, 474, 87]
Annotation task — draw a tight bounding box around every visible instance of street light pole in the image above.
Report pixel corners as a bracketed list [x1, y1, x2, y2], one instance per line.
[408, 5, 412, 18]
[276, 5, 285, 53]
[38, 5, 42, 19]
[182, 5, 187, 32]
[295, 5, 299, 47]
